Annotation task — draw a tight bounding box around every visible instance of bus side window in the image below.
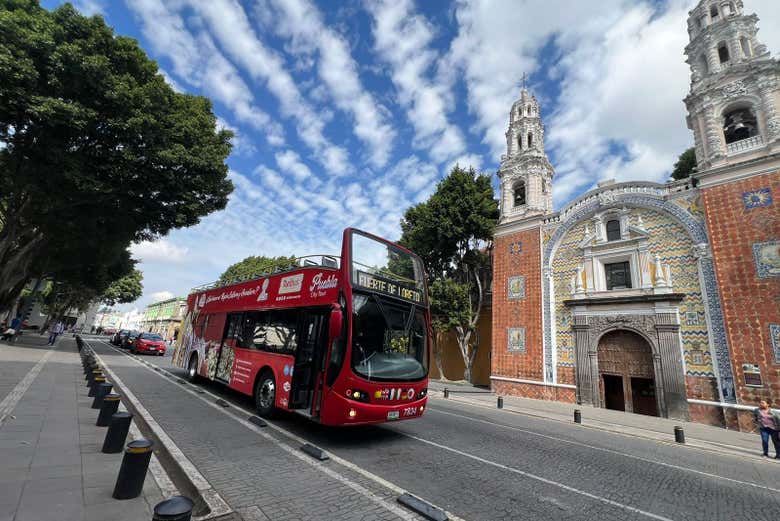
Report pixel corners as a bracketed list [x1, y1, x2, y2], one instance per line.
[266, 309, 298, 353]
[222, 313, 243, 348]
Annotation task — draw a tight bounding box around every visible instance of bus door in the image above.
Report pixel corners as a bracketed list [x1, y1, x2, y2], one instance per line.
[289, 309, 329, 412]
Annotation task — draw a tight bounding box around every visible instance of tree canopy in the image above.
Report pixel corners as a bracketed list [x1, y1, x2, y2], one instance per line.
[671, 147, 697, 180]
[0, 1, 233, 313]
[100, 269, 143, 306]
[399, 166, 498, 382]
[218, 255, 298, 285]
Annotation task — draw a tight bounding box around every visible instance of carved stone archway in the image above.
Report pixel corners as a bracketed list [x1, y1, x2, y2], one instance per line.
[570, 307, 689, 420]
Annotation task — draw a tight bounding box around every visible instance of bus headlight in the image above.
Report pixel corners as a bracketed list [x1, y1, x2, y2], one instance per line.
[345, 389, 370, 402]
[348, 408, 357, 418]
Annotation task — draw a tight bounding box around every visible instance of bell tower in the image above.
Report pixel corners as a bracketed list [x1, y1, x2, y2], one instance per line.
[684, 0, 780, 172]
[498, 85, 554, 224]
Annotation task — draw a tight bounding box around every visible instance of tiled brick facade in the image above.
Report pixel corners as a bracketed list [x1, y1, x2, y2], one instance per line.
[492, 227, 544, 382]
[702, 171, 780, 415]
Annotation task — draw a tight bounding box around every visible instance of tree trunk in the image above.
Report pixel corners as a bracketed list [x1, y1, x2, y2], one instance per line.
[432, 330, 446, 380]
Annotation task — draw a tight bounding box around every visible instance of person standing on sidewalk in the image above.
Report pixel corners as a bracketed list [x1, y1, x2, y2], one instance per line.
[47, 321, 64, 346]
[753, 400, 780, 458]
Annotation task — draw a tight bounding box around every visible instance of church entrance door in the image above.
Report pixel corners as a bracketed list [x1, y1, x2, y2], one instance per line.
[597, 330, 658, 416]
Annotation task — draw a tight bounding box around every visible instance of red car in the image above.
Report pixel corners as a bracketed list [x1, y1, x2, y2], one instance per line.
[130, 333, 167, 356]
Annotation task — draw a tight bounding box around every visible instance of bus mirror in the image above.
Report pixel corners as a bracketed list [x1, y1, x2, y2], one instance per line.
[330, 308, 343, 339]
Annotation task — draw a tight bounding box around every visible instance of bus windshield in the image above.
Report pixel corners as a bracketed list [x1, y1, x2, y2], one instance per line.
[351, 293, 428, 382]
[350, 232, 426, 305]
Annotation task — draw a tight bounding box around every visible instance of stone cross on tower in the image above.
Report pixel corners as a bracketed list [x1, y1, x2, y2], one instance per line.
[497, 83, 555, 223]
[684, 0, 780, 172]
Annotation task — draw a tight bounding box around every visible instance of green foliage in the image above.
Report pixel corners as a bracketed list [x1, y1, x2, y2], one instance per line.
[428, 278, 470, 334]
[399, 165, 498, 381]
[100, 269, 143, 306]
[218, 255, 298, 285]
[671, 147, 696, 180]
[0, 1, 233, 311]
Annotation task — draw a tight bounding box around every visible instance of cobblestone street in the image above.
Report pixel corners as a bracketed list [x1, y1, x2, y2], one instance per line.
[83, 336, 780, 521]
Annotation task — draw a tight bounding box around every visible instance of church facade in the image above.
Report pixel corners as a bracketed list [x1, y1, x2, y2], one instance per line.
[491, 0, 780, 430]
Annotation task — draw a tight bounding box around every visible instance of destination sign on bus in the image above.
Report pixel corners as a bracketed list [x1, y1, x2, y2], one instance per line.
[356, 270, 423, 303]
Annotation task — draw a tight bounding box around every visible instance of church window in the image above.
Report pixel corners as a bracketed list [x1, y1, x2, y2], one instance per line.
[710, 4, 719, 19]
[541, 178, 547, 194]
[606, 220, 621, 241]
[727, 2, 735, 15]
[740, 37, 751, 58]
[605, 261, 632, 290]
[718, 44, 729, 63]
[518, 135, 523, 150]
[513, 181, 526, 207]
[527, 132, 533, 148]
[723, 107, 758, 144]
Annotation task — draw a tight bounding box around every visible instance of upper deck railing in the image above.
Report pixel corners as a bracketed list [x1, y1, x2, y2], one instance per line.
[190, 254, 340, 294]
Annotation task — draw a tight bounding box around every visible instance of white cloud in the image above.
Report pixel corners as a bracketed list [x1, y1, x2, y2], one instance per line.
[275, 150, 314, 182]
[367, 0, 466, 164]
[72, 0, 104, 16]
[131, 240, 190, 264]
[186, 0, 350, 175]
[127, 0, 284, 147]
[268, 0, 395, 167]
[150, 291, 175, 302]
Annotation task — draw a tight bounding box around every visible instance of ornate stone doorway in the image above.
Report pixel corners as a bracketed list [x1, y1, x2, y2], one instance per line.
[597, 330, 658, 416]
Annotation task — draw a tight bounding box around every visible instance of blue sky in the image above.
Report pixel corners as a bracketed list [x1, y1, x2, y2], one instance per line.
[41, 0, 780, 309]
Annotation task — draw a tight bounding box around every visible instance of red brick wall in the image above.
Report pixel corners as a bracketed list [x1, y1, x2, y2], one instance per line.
[492, 227, 544, 382]
[685, 375, 725, 427]
[492, 380, 575, 402]
[701, 170, 780, 410]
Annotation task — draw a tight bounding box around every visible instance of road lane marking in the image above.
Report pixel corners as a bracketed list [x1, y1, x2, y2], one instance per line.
[402, 432, 675, 521]
[94, 340, 439, 521]
[428, 406, 780, 495]
[0, 348, 54, 428]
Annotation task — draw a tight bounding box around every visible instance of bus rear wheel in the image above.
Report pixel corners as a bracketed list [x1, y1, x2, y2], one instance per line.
[254, 371, 277, 418]
[186, 355, 200, 383]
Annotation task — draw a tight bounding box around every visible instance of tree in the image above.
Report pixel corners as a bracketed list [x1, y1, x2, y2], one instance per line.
[399, 166, 498, 382]
[218, 255, 298, 285]
[100, 269, 143, 306]
[671, 147, 696, 180]
[0, 1, 233, 311]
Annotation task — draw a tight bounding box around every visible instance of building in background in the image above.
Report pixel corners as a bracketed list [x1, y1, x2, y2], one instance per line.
[139, 297, 186, 340]
[492, 0, 779, 430]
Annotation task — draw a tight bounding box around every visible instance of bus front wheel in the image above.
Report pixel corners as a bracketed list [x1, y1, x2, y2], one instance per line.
[255, 370, 277, 418]
[186, 355, 200, 383]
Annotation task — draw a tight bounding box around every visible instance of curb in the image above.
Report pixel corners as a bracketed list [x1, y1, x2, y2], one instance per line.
[430, 391, 761, 461]
[85, 339, 233, 521]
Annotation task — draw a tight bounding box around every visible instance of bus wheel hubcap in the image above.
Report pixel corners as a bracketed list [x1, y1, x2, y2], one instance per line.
[260, 379, 275, 408]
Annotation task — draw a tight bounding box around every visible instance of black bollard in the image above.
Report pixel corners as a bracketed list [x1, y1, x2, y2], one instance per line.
[443, 388, 449, 399]
[89, 376, 106, 397]
[113, 439, 154, 500]
[674, 426, 685, 444]
[87, 369, 102, 385]
[497, 396, 504, 409]
[103, 412, 133, 453]
[97, 394, 121, 426]
[152, 496, 195, 521]
[574, 409, 582, 424]
[91, 382, 114, 409]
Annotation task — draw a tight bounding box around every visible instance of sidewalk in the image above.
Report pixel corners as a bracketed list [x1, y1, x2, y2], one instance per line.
[0, 336, 164, 521]
[428, 379, 763, 458]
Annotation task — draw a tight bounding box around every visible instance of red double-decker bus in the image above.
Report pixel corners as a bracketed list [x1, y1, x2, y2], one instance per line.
[172, 228, 430, 426]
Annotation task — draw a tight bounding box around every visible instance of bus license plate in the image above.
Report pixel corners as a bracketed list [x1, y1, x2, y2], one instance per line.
[387, 411, 400, 420]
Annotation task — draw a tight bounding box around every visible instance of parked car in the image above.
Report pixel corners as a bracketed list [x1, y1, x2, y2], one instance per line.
[131, 333, 167, 356]
[121, 331, 140, 349]
[111, 329, 129, 346]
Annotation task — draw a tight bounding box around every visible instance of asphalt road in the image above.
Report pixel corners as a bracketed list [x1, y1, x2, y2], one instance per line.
[94, 337, 780, 521]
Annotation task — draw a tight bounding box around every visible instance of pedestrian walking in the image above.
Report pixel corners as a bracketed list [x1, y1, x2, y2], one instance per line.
[47, 321, 64, 346]
[753, 400, 780, 459]
[9, 315, 22, 343]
